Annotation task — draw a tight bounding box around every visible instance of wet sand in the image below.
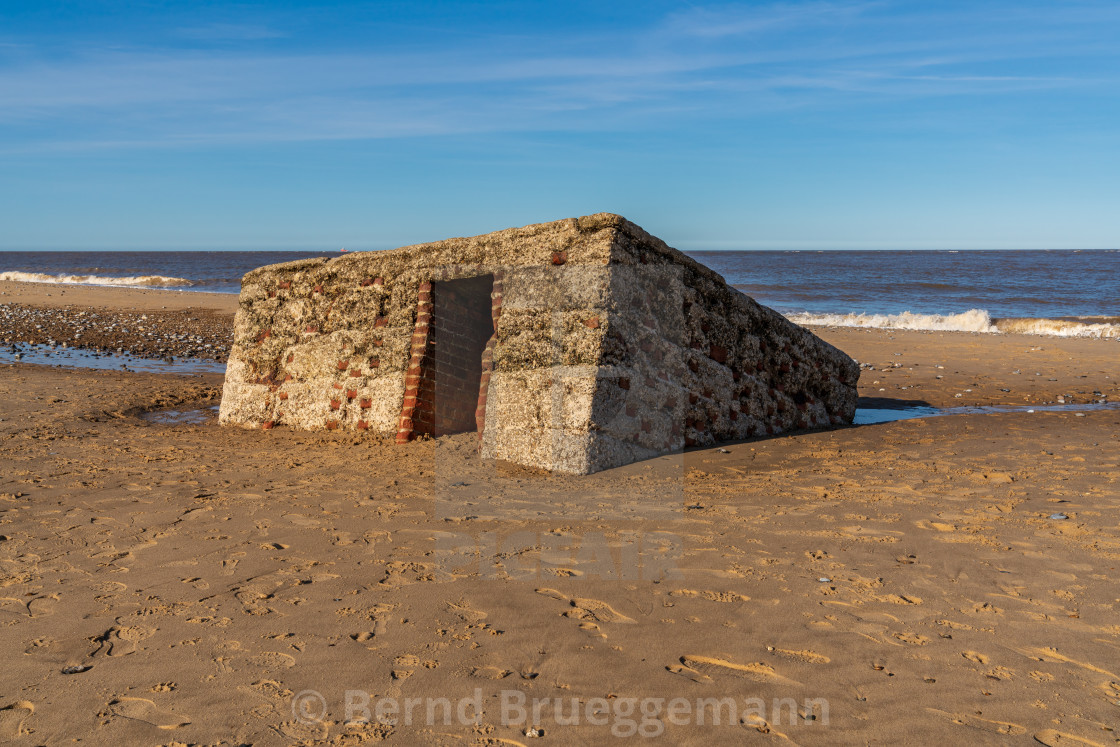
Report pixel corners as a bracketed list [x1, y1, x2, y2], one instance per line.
[1, 284, 1118, 744]
[0, 280, 235, 360]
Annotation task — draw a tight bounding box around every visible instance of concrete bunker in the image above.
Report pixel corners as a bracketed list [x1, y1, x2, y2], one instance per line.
[219, 214, 860, 474]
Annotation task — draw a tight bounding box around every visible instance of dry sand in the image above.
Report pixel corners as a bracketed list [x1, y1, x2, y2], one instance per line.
[1, 284, 1118, 745]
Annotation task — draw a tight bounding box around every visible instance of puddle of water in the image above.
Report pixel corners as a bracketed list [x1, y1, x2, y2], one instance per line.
[0, 343, 225, 375]
[854, 406, 940, 424]
[855, 401, 1119, 425]
[141, 406, 220, 425]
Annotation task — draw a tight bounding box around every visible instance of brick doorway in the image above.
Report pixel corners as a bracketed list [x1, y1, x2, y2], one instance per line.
[410, 274, 495, 438]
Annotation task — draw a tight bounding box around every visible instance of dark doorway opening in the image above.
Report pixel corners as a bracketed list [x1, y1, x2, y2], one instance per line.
[414, 274, 495, 437]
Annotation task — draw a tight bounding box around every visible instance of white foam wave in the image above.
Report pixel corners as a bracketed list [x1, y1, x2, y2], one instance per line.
[788, 308, 1120, 339]
[787, 308, 997, 333]
[0, 271, 193, 288]
[994, 317, 1120, 338]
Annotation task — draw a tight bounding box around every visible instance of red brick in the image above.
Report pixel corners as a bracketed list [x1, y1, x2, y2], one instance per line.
[626, 403, 637, 417]
[304, 325, 318, 334]
[709, 344, 728, 364]
[349, 369, 361, 377]
[261, 421, 274, 430]
[337, 360, 349, 370]
[360, 398, 372, 409]
[286, 353, 295, 363]
[313, 284, 323, 293]
[418, 281, 432, 292]
[583, 316, 600, 329]
[279, 392, 289, 400]
[278, 281, 291, 290]
[327, 420, 339, 430]
[347, 389, 357, 400]
[551, 250, 567, 265]
[330, 399, 341, 410]
[374, 316, 388, 328]
[369, 357, 379, 368]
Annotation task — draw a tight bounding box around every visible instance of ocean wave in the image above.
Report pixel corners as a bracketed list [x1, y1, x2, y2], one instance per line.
[0, 271, 193, 288]
[787, 309, 1120, 338]
[994, 316, 1120, 338]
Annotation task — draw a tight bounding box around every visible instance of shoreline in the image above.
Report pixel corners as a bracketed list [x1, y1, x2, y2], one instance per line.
[2, 280, 1116, 410]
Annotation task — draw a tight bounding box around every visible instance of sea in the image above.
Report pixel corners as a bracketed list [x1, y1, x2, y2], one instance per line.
[1, 249, 1118, 339]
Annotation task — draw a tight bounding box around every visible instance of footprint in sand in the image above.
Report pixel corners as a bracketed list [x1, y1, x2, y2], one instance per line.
[244, 679, 293, 700]
[248, 652, 296, 669]
[0, 701, 35, 739]
[447, 601, 487, 624]
[102, 625, 156, 657]
[220, 553, 245, 576]
[535, 588, 635, 624]
[675, 655, 798, 685]
[546, 568, 584, 578]
[470, 666, 512, 680]
[234, 589, 276, 616]
[27, 595, 59, 618]
[109, 697, 190, 730]
[669, 589, 750, 603]
[962, 651, 989, 664]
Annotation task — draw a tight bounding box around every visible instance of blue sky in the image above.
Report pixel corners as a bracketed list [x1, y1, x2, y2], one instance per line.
[2, 0, 1119, 250]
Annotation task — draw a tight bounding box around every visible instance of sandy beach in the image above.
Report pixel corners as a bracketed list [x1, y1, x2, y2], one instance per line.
[1, 283, 1118, 744]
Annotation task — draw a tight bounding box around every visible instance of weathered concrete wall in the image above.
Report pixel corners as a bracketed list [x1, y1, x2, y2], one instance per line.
[586, 221, 859, 472]
[219, 216, 615, 446]
[220, 213, 859, 475]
